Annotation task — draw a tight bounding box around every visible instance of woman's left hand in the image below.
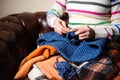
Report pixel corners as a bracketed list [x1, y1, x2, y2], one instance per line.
[69, 25, 95, 40]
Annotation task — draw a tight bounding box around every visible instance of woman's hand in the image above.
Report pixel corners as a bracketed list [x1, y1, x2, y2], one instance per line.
[53, 18, 69, 34]
[69, 25, 95, 40]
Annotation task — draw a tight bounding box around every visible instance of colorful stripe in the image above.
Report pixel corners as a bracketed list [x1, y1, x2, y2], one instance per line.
[114, 24, 120, 33]
[112, 10, 120, 15]
[68, 9, 110, 15]
[51, 9, 61, 16]
[69, 21, 111, 25]
[47, 10, 59, 17]
[112, 2, 120, 7]
[104, 28, 111, 39]
[70, 15, 110, 20]
[67, 1, 110, 8]
[56, 1, 66, 8]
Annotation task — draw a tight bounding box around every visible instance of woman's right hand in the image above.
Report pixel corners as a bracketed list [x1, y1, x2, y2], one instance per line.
[53, 18, 69, 34]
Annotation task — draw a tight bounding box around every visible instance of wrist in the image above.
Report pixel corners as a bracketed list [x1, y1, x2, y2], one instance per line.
[47, 14, 58, 28]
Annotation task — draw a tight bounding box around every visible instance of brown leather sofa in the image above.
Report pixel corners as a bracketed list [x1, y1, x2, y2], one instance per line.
[0, 12, 120, 80]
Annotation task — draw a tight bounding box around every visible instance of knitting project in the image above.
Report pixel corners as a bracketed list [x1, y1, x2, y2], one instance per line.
[37, 31, 106, 62]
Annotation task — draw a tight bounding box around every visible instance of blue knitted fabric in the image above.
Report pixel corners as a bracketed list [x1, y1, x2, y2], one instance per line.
[37, 31, 106, 62]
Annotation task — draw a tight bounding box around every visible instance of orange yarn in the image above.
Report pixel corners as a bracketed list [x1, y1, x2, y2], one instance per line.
[14, 45, 58, 80]
[113, 75, 120, 80]
[36, 56, 65, 80]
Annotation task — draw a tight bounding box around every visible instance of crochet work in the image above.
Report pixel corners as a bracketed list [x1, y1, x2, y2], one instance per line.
[37, 31, 106, 62]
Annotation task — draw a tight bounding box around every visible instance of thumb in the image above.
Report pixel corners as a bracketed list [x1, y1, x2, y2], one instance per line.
[61, 21, 67, 28]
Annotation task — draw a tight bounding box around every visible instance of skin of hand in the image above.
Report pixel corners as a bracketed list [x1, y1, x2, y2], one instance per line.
[69, 25, 95, 40]
[53, 17, 69, 34]
[53, 18, 95, 40]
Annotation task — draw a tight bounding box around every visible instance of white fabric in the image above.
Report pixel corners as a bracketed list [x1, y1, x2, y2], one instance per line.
[28, 64, 46, 80]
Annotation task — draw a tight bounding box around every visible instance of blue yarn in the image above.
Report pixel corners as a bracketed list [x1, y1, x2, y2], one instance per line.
[111, 0, 115, 2]
[55, 61, 76, 80]
[55, 57, 112, 80]
[65, 32, 80, 45]
[37, 31, 107, 62]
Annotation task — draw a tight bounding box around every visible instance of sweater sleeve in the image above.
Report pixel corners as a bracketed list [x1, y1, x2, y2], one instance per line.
[90, 0, 120, 40]
[46, 0, 66, 28]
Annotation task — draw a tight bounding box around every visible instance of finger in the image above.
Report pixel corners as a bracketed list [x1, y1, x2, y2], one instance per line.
[54, 28, 62, 35]
[61, 21, 69, 33]
[61, 21, 67, 28]
[78, 32, 89, 40]
[56, 23, 68, 32]
[79, 35, 88, 40]
[79, 31, 89, 37]
[74, 29, 86, 35]
[69, 28, 78, 32]
[54, 24, 63, 34]
[54, 23, 68, 34]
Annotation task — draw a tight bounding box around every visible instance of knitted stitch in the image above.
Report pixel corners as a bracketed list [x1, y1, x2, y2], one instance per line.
[37, 31, 107, 62]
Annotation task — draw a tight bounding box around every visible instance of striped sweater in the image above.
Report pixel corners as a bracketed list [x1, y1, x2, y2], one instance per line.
[46, 0, 120, 39]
